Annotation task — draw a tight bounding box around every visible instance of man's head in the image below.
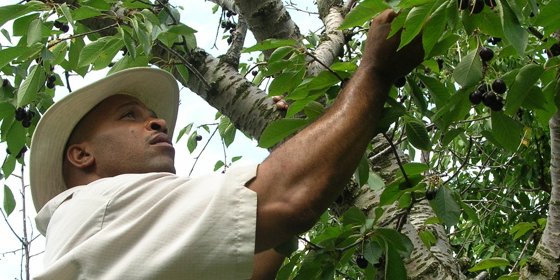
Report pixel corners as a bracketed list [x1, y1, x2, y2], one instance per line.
[62, 94, 176, 188]
[30, 68, 179, 212]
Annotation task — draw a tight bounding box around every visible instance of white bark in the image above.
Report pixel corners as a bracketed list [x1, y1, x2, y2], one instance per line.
[210, 0, 300, 45]
[177, 49, 284, 139]
[306, 7, 346, 76]
[522, 112, 560, 279]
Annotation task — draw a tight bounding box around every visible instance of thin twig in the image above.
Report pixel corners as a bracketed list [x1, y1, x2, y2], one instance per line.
[383, 133, 411, 187]
[155, 40, 212, 91]
[305, 51, 345, 82]
[443, 137, 473, 186]
[47, 23, 119, 49]
[189, 126, 219, 176]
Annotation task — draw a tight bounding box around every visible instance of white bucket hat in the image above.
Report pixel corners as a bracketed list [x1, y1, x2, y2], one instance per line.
[29, 67, 180, 212]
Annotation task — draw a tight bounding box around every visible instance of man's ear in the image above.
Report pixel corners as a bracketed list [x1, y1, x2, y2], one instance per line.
[66, 144, 95, 169]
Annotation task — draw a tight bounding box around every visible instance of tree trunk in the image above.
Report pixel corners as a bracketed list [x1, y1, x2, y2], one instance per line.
[522, 111, 560, 279]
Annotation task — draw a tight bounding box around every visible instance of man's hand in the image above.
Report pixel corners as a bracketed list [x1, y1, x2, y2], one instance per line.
[361, 9, 424, 84]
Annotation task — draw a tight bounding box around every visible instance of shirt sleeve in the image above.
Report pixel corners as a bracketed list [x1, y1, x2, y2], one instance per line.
[35, 164, 258, 280]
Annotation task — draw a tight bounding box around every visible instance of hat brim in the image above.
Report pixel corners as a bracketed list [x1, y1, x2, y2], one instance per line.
[29, 67, 179, 212]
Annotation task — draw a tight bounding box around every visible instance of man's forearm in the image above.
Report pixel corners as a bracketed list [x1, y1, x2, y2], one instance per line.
[247, 9, 424, 253]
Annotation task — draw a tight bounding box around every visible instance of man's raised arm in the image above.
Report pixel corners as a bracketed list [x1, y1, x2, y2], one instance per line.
[246, 10, 425, 253]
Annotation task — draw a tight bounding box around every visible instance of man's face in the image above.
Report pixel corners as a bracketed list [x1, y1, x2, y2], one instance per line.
[76, 94, 176, 177]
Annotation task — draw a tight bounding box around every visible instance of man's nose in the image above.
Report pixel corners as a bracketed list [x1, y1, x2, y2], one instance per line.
[147, 118, 168, 134]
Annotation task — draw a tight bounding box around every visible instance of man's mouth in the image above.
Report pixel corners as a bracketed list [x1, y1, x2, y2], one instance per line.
[150, 133, 174, 147]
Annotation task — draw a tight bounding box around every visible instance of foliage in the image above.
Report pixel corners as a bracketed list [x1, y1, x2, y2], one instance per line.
[0, 0, 559, 279]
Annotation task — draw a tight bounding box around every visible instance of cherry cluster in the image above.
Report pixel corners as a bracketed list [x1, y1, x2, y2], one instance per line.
[46, 74, 57, 89]
[469, 79, 507, 111]
[15, 107, 35, 128]
[1, 77, 9, 88]
[487, 37, 502, 45]
[355, 255, 368, 269]
[53, 20, 69, 33]
[221, 10, 237, 44]
[549, 43, 560, 57]
[425, 188, 438, 200]
[6, 145, 28, 159]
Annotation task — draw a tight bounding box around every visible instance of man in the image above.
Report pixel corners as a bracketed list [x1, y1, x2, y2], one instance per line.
[29, 9, 423, 279]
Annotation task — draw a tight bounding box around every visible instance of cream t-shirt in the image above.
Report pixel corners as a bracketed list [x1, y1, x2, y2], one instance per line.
[34, 165, 258, 280]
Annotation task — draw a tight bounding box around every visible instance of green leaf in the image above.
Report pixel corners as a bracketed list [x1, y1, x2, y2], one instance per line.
[131, 16, 152, 56]
[342, 207, 366, 226]
[379, 182, 401, 207]
[399, 3, 433, 50]
[505, 64, 544, 115]
[396, 162, 429, 178]
[441, 128, 465, 146]
[232, 156, 242, 162]
[428, 34, 460, 58]
[398, 0, 437, 8]
[7, 122, 26, 159]
[176, 64, 190, 84]
[422, 1, 447, 57]
[511, 222, 536, 240]
[0, 46, 29, 70]
[17, 65, 43, 107]
[354, 153, 370, 187]
[0, 3, 42, 27]
[417, 73, 450, 108]
[268, 46, 294, 64]
[367, 171, 385, 190]
[434, 186, 461, 227]
[304, 101, 325, 119]
[384, 241, 408, 280]
[338, 0, 388, 30]
[306, 70, 346, 91]
[218, 116, 236, 147]
[404, 116, 432, 151]
[418, 230, 436, 249]
[456, 195, 480, 226]
[81, 0, 112, 11]
[2, 156, 16, 179]
[187, 131, 198, 153]
[72, 7, 103, 21]
[119, 27, 137, 59]
[3, 185, 16, 217]
[213, 160, 224, 171]
[330, 62, 358, 72]
[469, 257, 510, 272]
[167, 24, 197, 36]
[399, 192, 412, 208]
[534, 0, 560, 36]
[258, 119, 311, 148]
[491, 111, 522, 152]
[27, 18, 42, 46]
[498, 0, 527, 55]
[453, 49, 482, 87]
[268, 69, 304, 97]
[0, 103, 15, 121]
[78, 37, 112, 68]
[363, 241, 383, 264]
[176, 123, 193, 142]
[242, 39, 296, 53]
[274, 235, 299, 257]
[59, 3, 75, 29]
[521, 86, 546, 110]
[1, 28, 11, 43]
[375, 227, 414, 258]
[496, 274, 519, 280]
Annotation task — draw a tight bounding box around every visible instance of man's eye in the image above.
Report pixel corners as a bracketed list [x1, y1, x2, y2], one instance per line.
[123, 111, 135, 118]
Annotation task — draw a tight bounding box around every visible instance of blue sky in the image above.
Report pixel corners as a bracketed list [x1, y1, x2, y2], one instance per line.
[0, 1, 322, 278]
